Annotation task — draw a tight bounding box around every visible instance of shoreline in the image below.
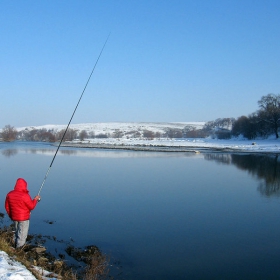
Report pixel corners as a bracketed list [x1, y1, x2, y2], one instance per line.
[60, 142, 280, 154]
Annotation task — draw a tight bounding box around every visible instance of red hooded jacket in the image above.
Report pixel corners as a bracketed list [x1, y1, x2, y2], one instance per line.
[5, 178, 38, 221]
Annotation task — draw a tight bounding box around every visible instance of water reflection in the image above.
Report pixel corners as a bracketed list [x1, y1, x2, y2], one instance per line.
[204, 153, 232, 165]
[2, 142, 280, 279]
[2, 142, 280, 197]
[59, 150, 77, 155]
[1, 149, 18, 157]
[0, 143, 198, 158]
[205, 153, 280, 197]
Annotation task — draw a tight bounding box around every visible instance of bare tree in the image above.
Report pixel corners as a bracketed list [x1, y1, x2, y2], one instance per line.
[143, 130, 155, 139]
[16, 128, 55, 142]
[204, 118, 235, 132]
[56, 128, 77, 142]
[155, 132, 161, 138]
[88, 131, 95, 138]
[1, 125, 18, 142]
[184, 128, 209, 138]
[112, 129, 124, 139]
[165, 128, 183, 139]
[231, 114, 260, 139]
[257, 93, 280, 138]
[79, 130, 88, 141]
[95, 133, 108, 138]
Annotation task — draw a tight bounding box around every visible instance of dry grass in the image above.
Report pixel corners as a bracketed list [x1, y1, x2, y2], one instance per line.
[0, 222, 110, 280]
[0, 225, 45, 279]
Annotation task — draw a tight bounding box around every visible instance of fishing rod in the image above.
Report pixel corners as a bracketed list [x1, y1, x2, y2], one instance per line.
[37, 34, 110, 197]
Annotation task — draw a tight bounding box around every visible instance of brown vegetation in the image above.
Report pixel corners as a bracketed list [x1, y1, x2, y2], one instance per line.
[1, 125, 18, 141]
[0, 216, 109, 280]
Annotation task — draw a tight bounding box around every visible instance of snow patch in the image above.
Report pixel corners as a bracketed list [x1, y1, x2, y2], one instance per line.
[0, 251, 58, 280]
[15, 122, 205, 135]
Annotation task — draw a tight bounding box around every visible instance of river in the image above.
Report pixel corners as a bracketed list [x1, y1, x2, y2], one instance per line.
[1, 142, 280, 279]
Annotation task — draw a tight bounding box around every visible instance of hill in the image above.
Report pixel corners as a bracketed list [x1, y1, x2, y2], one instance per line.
[16, 122, 205, 137]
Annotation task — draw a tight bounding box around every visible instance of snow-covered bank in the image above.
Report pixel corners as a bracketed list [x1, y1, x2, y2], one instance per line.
[0, 251, 36, 280]
[16, 122, 204, 136]
[14, 122, 280, 153]
[66, 137, 280, 154]
[0, 251, 57, 280]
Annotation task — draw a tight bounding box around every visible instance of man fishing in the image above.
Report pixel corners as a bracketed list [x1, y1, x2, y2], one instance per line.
[5, 178, 40, 248]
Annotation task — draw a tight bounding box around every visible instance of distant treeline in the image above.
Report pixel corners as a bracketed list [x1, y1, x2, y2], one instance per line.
[0, 120, 234, 142]
[1, 94, 280, 142]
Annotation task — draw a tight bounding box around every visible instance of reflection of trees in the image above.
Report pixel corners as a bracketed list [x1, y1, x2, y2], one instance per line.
[205, 153, 280, 197]
[231, 154, 279, 179]
[1, 147, 77, 157]
[204, 154, 232, 165]
[23, 148, 77, 155]
[258, 181, 280, 197]
[2, 149, 18, 157]
[60, 150, 77, 155]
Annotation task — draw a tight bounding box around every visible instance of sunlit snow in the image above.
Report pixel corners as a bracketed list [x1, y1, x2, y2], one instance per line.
[0, 251, 57, 280]
[15, 122, 280, 153]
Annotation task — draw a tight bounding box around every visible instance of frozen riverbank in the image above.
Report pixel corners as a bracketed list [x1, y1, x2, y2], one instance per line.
[61, 137, 280, 154]
[0, 251, 57, 280]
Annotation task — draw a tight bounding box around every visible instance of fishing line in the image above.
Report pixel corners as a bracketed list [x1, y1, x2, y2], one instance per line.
[37, 34, 110, 197]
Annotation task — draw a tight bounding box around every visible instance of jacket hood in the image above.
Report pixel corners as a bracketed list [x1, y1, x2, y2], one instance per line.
[14, 178, 28, 192]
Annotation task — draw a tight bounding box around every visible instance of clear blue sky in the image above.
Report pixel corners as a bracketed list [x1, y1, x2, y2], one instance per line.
[1, 0, 280, 128]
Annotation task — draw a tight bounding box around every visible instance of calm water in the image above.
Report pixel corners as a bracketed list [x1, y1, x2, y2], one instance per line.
[1, 142, 280, 279]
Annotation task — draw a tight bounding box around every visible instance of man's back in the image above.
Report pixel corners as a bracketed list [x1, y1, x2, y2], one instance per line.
[5, 178, 37, 221]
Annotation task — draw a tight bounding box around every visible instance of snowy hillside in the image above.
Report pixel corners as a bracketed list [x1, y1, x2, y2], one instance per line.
[16, 122, 205, 136]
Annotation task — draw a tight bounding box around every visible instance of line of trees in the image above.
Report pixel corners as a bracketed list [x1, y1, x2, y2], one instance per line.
[183, 93, 280, 140]
[131, 94, 280, 140]
[232, 94, 280, 139]
[1, 93, 279, 142]
[1, 127, 89, 142]
[1, 125, 18, 142]
[132, 93, 280, 140]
